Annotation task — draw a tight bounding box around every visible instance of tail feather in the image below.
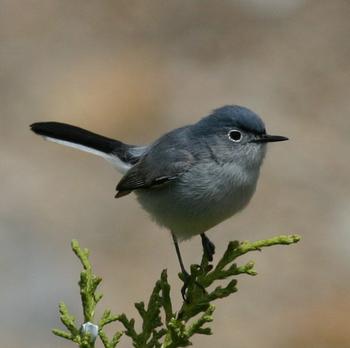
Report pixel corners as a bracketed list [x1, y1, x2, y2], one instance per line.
[30, 122, 122, 154]
[30, 122, 145, 173]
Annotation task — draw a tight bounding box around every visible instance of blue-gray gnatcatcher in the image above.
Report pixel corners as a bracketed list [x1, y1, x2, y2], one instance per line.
[31, 105, 288, 298]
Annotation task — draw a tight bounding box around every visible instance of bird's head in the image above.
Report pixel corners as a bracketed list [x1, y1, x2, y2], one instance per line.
[192, 105, 288, 169]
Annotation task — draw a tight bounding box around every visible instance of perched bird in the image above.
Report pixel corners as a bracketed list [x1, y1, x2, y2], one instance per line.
[31, 105, 288, 299]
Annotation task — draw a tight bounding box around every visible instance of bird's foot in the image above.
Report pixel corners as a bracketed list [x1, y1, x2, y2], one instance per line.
[201, 233, 216, 262]
[180, 270, 206, 303]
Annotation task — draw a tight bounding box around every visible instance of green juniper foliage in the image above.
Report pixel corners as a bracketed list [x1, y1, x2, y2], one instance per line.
[53, 235, 300, 348]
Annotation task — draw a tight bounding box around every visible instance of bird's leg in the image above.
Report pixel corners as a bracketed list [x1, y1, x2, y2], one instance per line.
[171, 232, 188, 277]
[200, 233, 216, 262]
[171, 232, 205, 302]
[171, 232, 191, 301]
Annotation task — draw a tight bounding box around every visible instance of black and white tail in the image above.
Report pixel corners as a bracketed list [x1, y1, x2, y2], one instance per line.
[30, 122, 146, 173]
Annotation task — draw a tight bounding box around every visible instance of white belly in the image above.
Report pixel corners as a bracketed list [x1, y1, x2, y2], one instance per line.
[136, 161, 260, 240]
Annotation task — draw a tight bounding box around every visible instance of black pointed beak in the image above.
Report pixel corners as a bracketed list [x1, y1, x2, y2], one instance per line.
[253, 134, 289, 143]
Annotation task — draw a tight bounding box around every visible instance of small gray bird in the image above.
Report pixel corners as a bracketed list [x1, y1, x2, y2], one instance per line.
[31, 105, 288, 298]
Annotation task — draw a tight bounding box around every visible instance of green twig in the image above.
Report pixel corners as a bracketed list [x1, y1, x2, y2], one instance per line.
[53, 234, 300, 348]
[53, 240, 123, 348]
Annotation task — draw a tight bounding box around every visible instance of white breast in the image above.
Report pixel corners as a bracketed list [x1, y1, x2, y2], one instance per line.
[136, 160, 261, 240]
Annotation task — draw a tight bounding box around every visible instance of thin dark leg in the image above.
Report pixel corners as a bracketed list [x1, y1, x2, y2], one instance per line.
[200, 233, 216, 262]
[171, 232, 205, 301]
[171, 232, 190, 301]
[171, 232, 188, 276]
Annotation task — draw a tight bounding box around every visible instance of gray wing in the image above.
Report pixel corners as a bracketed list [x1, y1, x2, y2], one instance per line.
[115, 127, 194, 197]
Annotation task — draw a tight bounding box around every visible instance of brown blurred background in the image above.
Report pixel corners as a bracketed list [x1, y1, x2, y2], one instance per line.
[1, 0, 350, 347]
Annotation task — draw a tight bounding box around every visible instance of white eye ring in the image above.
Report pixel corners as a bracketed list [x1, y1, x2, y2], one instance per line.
[228, 129, 242, 142]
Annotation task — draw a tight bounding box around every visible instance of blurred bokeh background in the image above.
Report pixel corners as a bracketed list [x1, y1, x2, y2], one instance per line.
[1, 0, 350, 347]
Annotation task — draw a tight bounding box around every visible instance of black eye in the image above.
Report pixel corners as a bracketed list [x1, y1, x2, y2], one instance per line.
[228, 130, 242, 142]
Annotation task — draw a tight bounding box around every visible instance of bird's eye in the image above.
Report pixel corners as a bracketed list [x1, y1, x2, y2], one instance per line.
[228, 130, 242, 142]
